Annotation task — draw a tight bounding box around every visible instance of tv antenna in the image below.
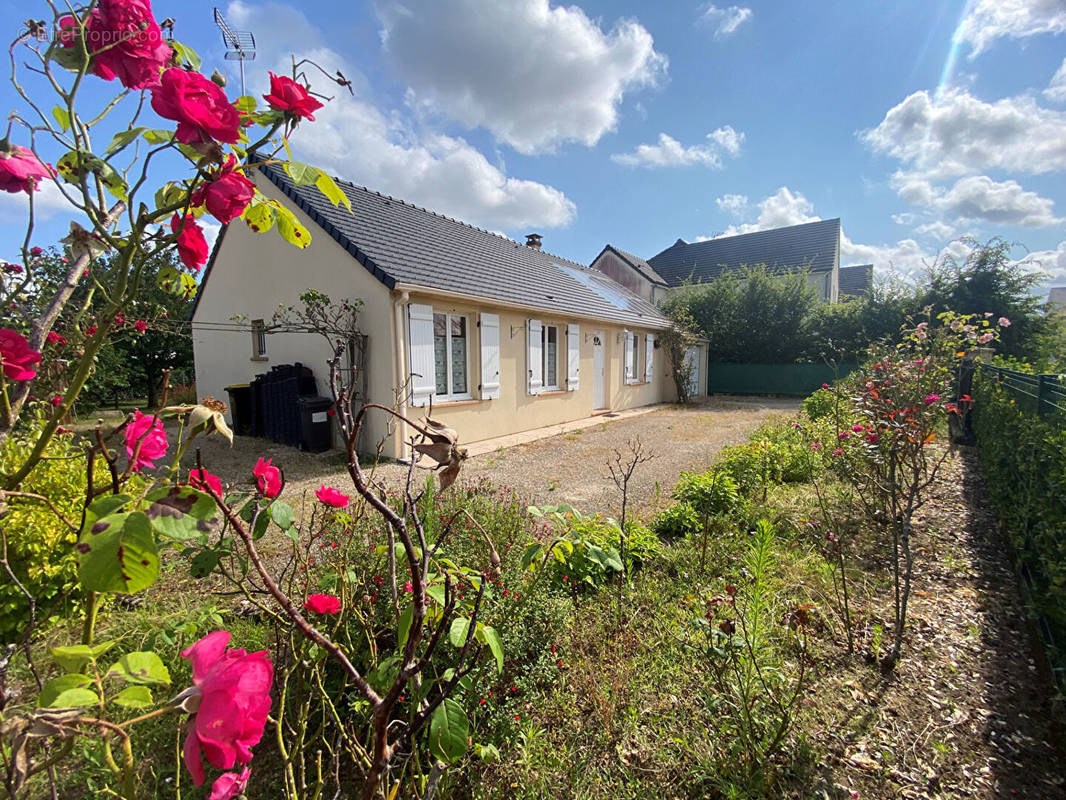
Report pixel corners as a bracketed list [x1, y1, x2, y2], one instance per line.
[213, 8, 256, 96]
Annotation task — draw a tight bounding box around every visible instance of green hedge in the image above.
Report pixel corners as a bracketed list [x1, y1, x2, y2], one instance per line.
[972, 371, 1066, 687]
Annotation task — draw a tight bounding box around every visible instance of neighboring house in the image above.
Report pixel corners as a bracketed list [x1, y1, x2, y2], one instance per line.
[592, 218, 842, 303]
[192, 165, 705, 458]
[588, 244, 670, 304]
[838, 264, 874, 300]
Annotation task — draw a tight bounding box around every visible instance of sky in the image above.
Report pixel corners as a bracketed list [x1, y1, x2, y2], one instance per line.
[2, 0, 1065, 293]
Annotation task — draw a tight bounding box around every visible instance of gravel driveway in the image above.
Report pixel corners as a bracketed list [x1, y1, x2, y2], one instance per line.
[188, 396, 799, 519]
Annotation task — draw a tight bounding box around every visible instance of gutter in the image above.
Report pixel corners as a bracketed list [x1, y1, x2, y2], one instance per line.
[391, 282, 671, 331]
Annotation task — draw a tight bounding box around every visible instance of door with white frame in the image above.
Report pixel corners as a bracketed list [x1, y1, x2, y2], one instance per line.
[592, 332, 606, 409]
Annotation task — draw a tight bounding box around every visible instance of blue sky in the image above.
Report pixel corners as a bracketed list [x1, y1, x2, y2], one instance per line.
[2, 0, 1065, 291]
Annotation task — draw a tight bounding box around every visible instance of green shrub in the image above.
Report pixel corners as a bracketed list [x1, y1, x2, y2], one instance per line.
[526, 506, 625, 591]
[0, 413, 147, 642]
[651, 502, 701, 541]
[800, 387, 836, 421]
[672, 470, 741, 517]
[972, 372, 1066, 690]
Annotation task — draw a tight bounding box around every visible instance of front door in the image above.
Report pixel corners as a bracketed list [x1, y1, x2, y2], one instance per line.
[593, 333, 606, 409]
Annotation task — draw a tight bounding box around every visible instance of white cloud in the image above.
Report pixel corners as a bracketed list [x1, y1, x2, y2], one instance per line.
[201, 221, 222, 255]
[0, 180, 74, 223]
[1046, 57, 1066, 102]
[227, 2, 575, 231]
[376, 0, 667, 154]
[893, 173, 1062, 227]
[611, 127, 743, 168]
[915, 221, 958, 240]
[716, 193, 749, 216]
[699, 4, 753, 39]
[956, 0, 1066, 58]
[861, 89, 1066, 179]
[720, 186, 819, 235]
[1026, 240, 1066, 283]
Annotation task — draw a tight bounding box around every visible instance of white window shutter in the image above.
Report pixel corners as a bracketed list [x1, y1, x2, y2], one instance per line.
[407, 303, 436, 407]
[527, 319, 543, 395]
[624, 331, 635, 382]
[479, 312, 500, 400]
[645, 333, 655, 382]
[566, 324, 580, 391]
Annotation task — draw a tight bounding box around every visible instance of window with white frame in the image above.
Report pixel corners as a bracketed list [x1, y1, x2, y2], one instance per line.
[251, 319, 267, 359]
[542, 324, 559, 390]
[432, 312, 469, 398]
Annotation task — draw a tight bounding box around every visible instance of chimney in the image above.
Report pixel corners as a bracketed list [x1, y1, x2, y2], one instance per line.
[525, 233, 542, 250]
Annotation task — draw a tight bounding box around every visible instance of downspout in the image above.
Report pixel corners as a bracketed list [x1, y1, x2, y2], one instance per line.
[393, 290, 410, 460]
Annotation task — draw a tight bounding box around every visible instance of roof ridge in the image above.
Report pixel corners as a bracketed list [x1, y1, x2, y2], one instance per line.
[698, 217, 839, 245]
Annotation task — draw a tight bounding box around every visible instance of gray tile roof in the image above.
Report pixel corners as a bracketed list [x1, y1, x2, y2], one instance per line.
[647, 218, 841, 286]
[839, 264, 873, 298]
[258, 165, 669, 330]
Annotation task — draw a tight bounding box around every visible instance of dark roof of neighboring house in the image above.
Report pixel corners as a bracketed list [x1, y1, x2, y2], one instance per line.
[646, 218, 841, 286]
[239, 164, 668, 329]
[839, 264, 873, 298]
[593, 244, 669, 286]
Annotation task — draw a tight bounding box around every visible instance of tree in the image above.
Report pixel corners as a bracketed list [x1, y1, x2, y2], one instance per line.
[663, 266, 819, 364]
[922, 238, 1058, 363]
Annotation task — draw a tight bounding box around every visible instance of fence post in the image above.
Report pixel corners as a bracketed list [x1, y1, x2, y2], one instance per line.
[1037, 374, 1048, 415]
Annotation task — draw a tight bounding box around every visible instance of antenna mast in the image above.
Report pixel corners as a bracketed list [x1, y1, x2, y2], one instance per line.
[213, 8, 256, 96]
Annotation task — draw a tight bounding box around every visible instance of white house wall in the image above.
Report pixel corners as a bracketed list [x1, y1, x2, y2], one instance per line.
[397, 292, 673, 456]
[192, 173, 398, 454]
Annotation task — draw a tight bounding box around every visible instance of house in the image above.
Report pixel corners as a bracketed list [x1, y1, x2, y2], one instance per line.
[591, 218, 842, 302]
[838, 264, 873, 300]
[192, 165, 705, 459]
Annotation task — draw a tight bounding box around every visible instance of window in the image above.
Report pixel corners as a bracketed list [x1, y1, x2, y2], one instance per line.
[251, 319, 267, 359]
[432, 312, 469, 398]
[542, 325, 559, 389]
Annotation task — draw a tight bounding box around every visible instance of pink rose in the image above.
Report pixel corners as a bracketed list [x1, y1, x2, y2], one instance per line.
[978, 332, 994, 344]
[84, 0, 171, 90]
[191, 156, 256, 224]
[303, 594, 341, 615]
[208, 768, 251, 800]
[865, 433, 879, 444]
[923, 393, 940, 405]
[50, 395, 63, 408]
[998, 317, 1011, 327]
[0, 329, 42, 381]
[832, 448, 844, 456]
[171, 213, 209, 271]
[0, 144, 56, 194]
[263, 73, 324, 121]
[188, 468, 223, 496]
[151, 68, 241, 145]
[314, 485, 349, 508]
[124, 410, 168, 471]
[253, 457, 281, 498]
[180, 631, 272, 787]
